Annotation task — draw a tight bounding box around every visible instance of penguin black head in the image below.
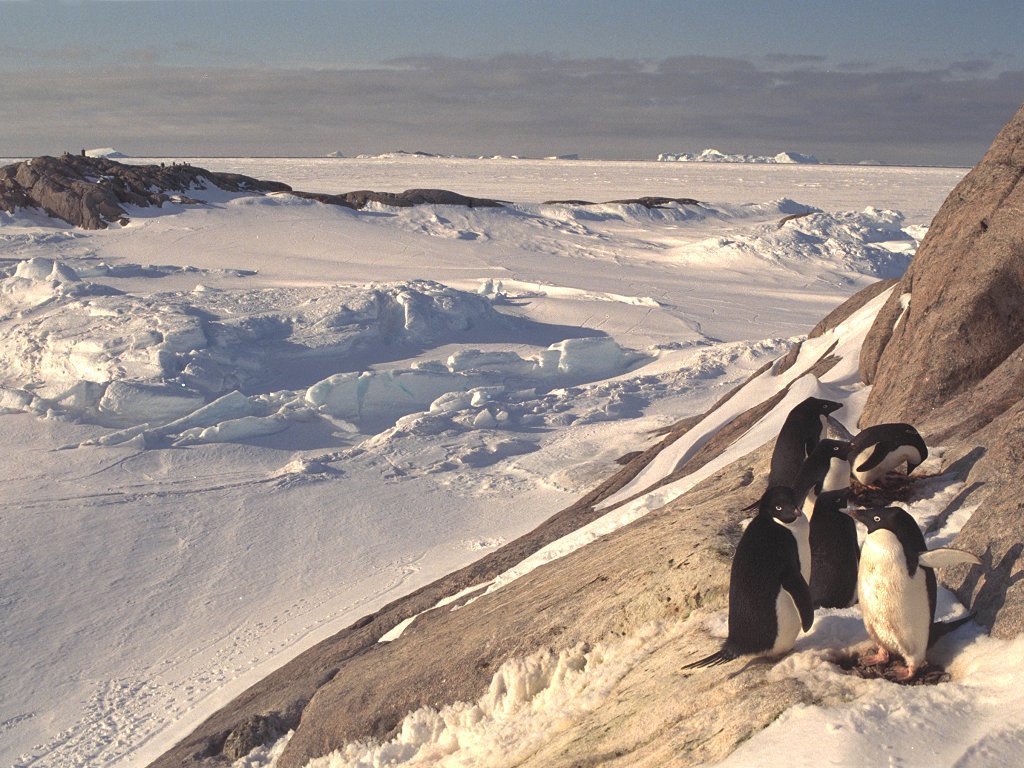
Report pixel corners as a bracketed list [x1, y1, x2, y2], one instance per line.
[793, 396, 842, 416]
[818, 438, 851, 460]
[847, 505, 914, 535]
[759, 485, 800, 523]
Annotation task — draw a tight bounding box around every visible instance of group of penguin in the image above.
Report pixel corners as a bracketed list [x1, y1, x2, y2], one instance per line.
[683, 396, 980, 681]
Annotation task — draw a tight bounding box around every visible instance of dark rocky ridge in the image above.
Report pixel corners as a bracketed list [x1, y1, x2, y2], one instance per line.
[0, 155, 509, 230]
[0, 155, 291, 229]
[0, 156, 712, 232]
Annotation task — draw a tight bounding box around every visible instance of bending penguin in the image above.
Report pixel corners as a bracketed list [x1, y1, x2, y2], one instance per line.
[850, 423, 928, 487]
[683, 486, 812, 669]
[849, 505, 980, 680]
[768, 397, 843, 488]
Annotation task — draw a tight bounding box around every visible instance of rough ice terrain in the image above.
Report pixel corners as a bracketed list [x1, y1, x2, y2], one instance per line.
[0, 157, 966, 767]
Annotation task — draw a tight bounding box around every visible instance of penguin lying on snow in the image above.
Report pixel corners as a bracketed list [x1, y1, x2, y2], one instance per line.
[768, 397, 843, 488]
[850, 423, 928, 487]
[682, 487, 812, 669]
[849, 505, 979, 680]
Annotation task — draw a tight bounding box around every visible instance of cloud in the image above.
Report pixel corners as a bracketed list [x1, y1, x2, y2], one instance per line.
[1, 55, 1021, 165]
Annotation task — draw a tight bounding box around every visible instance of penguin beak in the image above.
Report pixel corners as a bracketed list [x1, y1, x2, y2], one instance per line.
[841, 506, 864, 523]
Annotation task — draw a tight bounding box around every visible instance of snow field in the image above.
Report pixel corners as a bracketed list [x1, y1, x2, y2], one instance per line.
[0, 158, 965, 767]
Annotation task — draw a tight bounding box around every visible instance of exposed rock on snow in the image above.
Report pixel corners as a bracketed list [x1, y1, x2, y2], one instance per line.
[0, 156, 506, 231]
[0, 155, 290, 229]
[291, 188, 504, 210]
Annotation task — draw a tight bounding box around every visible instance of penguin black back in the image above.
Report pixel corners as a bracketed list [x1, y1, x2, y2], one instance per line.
[850, 423, 928, 485]
[808, 490, 859, 608]
[768, 397, 843, 488]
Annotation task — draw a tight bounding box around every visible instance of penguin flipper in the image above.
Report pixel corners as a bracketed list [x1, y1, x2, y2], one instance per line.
[855, 441, 894, 473]
[782, 571, 814, 631]
[681, 647, 736, 670]
[929, 613, 975, 647]
[919, 548, 981, 568]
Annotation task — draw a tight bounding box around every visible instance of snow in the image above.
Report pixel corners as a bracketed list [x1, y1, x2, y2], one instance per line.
[0, 156, 969, 768]
[289, 320, 1004, 768]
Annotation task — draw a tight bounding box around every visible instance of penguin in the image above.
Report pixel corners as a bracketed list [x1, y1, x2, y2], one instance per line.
[768, 397, 843, 488]
[792, 439, 852, 520]
[850, 423, 928, 487]
[683, 486, 813, 669]
[808, 490, 859, 609]
[848, 505, 980, 680]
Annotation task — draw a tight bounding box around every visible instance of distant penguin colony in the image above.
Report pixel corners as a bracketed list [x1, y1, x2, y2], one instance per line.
[682, 397, 980, 681]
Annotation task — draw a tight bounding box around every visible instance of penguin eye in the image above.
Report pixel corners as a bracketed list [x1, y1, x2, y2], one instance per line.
[873, 515, 881, 522]
[775, 505, 782, 511]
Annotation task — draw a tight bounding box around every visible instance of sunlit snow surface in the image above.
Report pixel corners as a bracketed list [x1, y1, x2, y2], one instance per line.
[0, 157, 967, 767]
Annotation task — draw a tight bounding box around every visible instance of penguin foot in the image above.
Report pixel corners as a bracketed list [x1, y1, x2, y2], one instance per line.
[893, 664, 918, 681]
[861, 647, 890, 666]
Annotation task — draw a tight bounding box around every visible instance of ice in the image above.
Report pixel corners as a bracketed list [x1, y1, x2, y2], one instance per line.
[0, 157, 969, 768]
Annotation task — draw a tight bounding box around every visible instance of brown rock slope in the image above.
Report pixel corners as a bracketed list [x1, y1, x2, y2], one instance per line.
[857, 103, 1024, 639]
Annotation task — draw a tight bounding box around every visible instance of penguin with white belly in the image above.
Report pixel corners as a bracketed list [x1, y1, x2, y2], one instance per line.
[683, 486, 813, 669]
[849, 506, 980, 680]
[850, 423, 928, 487]
[768, 397, 843, 488]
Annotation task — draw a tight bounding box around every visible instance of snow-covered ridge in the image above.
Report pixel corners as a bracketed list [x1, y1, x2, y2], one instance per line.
[658, 148, 818, 164]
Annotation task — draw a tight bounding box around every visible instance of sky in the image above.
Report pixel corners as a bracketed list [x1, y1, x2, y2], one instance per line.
[1, 0, 1022, 164]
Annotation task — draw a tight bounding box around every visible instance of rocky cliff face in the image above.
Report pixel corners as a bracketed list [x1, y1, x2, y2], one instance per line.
[858, 103, 1024, 639]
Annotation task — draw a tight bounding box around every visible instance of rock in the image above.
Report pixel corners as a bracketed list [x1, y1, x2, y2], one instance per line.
[0, 155, 290, 229]
[859, 103, 1024, 426]
[856, 102, 1024, 638]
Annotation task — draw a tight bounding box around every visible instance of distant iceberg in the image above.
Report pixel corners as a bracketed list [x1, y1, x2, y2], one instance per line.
[84, 147, 128, 158]
[657, 148, 818, 164]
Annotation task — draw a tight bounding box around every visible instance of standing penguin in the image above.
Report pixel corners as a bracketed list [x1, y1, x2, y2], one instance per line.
[683, 487, 813, 668]
[792, 439, 852, 519]
[850, 423, 928, 487]
[849, 506, 979, 680]
[808, 490, 859, 609]
[768, 397, 843, 488]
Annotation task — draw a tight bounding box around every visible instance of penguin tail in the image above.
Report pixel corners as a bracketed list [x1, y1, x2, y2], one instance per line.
[681, 647, 736, 670]
[929, 613, 976, 647]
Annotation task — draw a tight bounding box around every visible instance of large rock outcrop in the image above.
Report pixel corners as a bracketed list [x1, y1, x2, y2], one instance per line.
[857, 103, 1024, 638]
[0, 155, 291, 229]
[0, 156, 507, 230]
[859, 103, 1024, 426]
